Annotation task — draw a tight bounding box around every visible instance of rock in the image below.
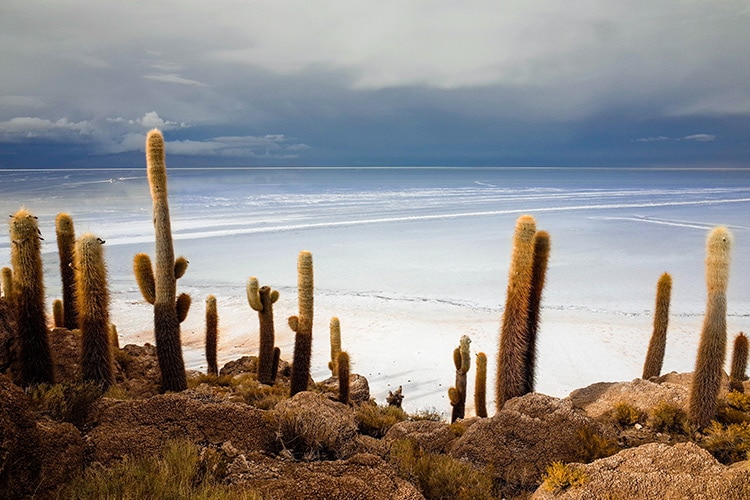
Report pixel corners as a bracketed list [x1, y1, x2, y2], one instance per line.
[49, 327, 81, 383]
[227, 452, 424, 500]
[384, 420, 457, 454]
[319, 373, 371, 405]
[35, 418, 85, 493]
[220, 355, 291, 379]
[531, 442, 750, 499]
[273, 391, 359, 460]
[449, 393, 613, 496]
[87, 392, 275, 464]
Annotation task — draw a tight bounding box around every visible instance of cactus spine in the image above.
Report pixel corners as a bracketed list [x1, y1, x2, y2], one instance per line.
[74, 234, 114, 389]
[524, 230, 550, 394]
[10, 208, 55, 385]
[1, 267, 12, 300]
[642, 272, 672, 380]
[133, 129, 189, 392]
[449, 335, 471, 422]
[247, 277, 280, 384]
[688, 226, 732, 429]
[55, 213, 78, 329]
[329, 316, 342, 376]
[205, 295, 218, 376]
[496, 214, 537, 409]
[475, 352, 488, 418]
[52, 299, 64, 328]
[729, 332, 748, 393]
[289, 250, 314, 396]
[338, 351, 350, 405]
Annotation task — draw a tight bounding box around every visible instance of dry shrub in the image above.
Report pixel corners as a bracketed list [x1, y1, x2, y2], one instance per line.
[648, 401, 690, 435]
[231, 374, 289, 410]
[607, 401, 644, 427]
[576, 425, 620, 463]
[355, 402, 408, 438]
[701, 421, 750, 464]
[27, 381, 103, 430]
[541, 461, 588, 494]
[726, 391, 750, 412]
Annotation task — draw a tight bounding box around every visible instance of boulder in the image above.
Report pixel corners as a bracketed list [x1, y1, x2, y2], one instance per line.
[384, 420, 457, 454]
[531, 442, 750, 499]
[49, 327, 81, 383]
[220, 355, 291, 380]
[319, 373, 371, 405]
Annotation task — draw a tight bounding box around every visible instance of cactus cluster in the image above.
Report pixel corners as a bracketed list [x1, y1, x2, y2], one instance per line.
[247, 277, 281, 384]
[449, 335, 471, 422]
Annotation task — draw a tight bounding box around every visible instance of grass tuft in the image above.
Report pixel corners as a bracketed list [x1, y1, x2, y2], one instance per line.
[607, 401, 644, 427]
[575, 425, 620, 463]
[541, 461, 588, 494]
[355, 402, 409, 438]
[701, 421, 750, 464]
[27, 381, 103, 430]
[647, 401, 690, 435]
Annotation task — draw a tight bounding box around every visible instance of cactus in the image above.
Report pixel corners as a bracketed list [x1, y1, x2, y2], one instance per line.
[52, 299, 64, 328]
[132, 129, 189, 392]
[329, 316, 342, 376]
[1, 267, 12, 300]
[205, 295, 218, 376]
[496, 214, 537, 409]
[449, 335, 471, 423]
[729, 332, 748, 393]
[524, 229, 550, 394]
[55, 213, 78, 329]
[289, 250, 314, 396]
[688, 226, 732, 429]
[475, 352, 488, 418]
[109, 324, 120, 350]
[247, 277, 280, 384]
[9, 208, 55, 385]
[74, 234, 114, 389]
[338, 351, 350, 405]
[642, 272, 673, 380]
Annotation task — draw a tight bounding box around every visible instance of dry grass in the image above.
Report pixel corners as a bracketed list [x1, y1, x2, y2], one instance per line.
[541, 461, 588, 494]
[607, 401, 644, 427]
[355, 402, 409, 438]
[27, 381, 103, 430]
[647, 401, 690, 435]
[701, 421, 750, 464]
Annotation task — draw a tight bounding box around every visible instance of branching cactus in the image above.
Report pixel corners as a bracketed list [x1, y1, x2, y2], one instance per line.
[52, 299, 64, 328]
[338, 351, 350, 405]
[496, 214, 536, 409]
[642, 272, 672, 380]
[289, 250, 314, 396]
[132, 129, 189, 392]
[55, 213, 78, 329]
[689, 226, 732, 429]
[524, 229, 550, 394]
[475, 352, 488, 418]
[329, 316, 342, 376]
[449, 335, 471, 423]
[247, 276, 280, 384]
[1, 267, 12, 301]
[205, 295, 218, 376]
[10, 208, 55, 385]
[730, 332, 748, 393]
[74, 234, 114, 389]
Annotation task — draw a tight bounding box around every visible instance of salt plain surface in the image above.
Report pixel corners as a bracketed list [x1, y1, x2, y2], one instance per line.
[1, 167, 749, 414]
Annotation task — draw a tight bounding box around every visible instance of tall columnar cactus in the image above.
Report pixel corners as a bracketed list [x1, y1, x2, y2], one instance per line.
[205, 295, 218, 376]
[642, 272, 673, 380]
[55, 213, 78, 330]
[729, 332, 748, 393]
[74, 234, 114, 389]
[329, 316, 342, 376]
[475, 352, 488, 418]
[338, 351, 350, 405]
[52, 299, 64, 328]
[247, 276, 280, 384]
[289, 250, 314, 396]
[1, 267, 12, 300]
[524, 229, 550, 394]
[688, 226, 732, 429]
[449, 335, 471, 423]
[133, 129, 189, 392]
[496, 214, 537, 410]
[9, 208, 55, 385]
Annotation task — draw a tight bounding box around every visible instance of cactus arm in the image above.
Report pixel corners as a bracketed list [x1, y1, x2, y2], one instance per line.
[176, 293, 191, 323]
[133, 253, 156, 305]
[174, 256, 189, 280]
[247, 276, 263, 311]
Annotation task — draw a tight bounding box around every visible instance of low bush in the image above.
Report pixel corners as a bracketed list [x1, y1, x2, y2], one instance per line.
[701, 421, 750, 465]
[355, 402, 408, 438]
[608, 401, 644, 427]
[576, 425, 620, 463]
[648, 401, 690, 435]
[27, 381, 103, 430]
[541, 461, 588, 494]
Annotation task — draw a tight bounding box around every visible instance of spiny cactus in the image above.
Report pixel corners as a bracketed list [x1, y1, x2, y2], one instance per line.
[74, 234, 114, 389]
[55, 213, 78, 329]
[329, 316, 342, 376]
[497, 214, 537, 409]
[642, 272, 673, 380]
[338, 351, 350, 405]
[688, 226, 732, 429]
[247, 277, 280, 385]
[52, 299, 64, 328]
[730, 332, 748, 393]
[109, 324, 120, 350]
[475, 352, 488, 418]
[449, 335, 471, 423]
[10, 208, 55, 385]
[524, 229, 550, 394]
[133, 129, 189, 392]
[289, 250, 314, 396]
[205, 295, 218, 376]
[1, 267, 12, 300]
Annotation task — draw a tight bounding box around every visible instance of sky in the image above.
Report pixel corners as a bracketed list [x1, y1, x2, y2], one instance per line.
[1, 1, 749, 168]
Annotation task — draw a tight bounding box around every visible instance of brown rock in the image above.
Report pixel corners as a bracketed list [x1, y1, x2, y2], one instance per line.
[384, 420, 457, 454]
[227, 452, 424, 500]
[220, 355, 291, 380]
[0, 373, 41, 498]
[35, 418, 85, 493]
[49, 327, 81, 383]
[319, 373, 371, 405]
[531, 442, 750, 500]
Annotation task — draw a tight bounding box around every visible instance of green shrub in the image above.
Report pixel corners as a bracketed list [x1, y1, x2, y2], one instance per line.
[608, 401, 644, 427]
[648, 401, 690, 435]
[576, 425, 620, 463]
[701, 421, 750, 464]
[59, 440, 261, 499]
[355, 403, 409, 438]
[388, 439, 495, 500]
[541, 461, 588, 494]
[27, 382, 103, 430]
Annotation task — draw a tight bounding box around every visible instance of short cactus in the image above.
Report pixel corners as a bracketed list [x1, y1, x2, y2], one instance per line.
[205, 295, 218, 376]
[449, 335, 471, 423]
[247, 277, 280, 384]
[729, 332, 748, 393]
[688, 226, 732, 428]
[55, 213, 78, 329]
[10, 208, 55, 385]
[52, 299, 64, 328]
[475, 352, 488, 418]
[329, 317, 342, 376]
[338, 351, 350, 405]
[642, 272, 672, 380]
[289, 250, 314, 396]
[74, 234, 114, 389]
